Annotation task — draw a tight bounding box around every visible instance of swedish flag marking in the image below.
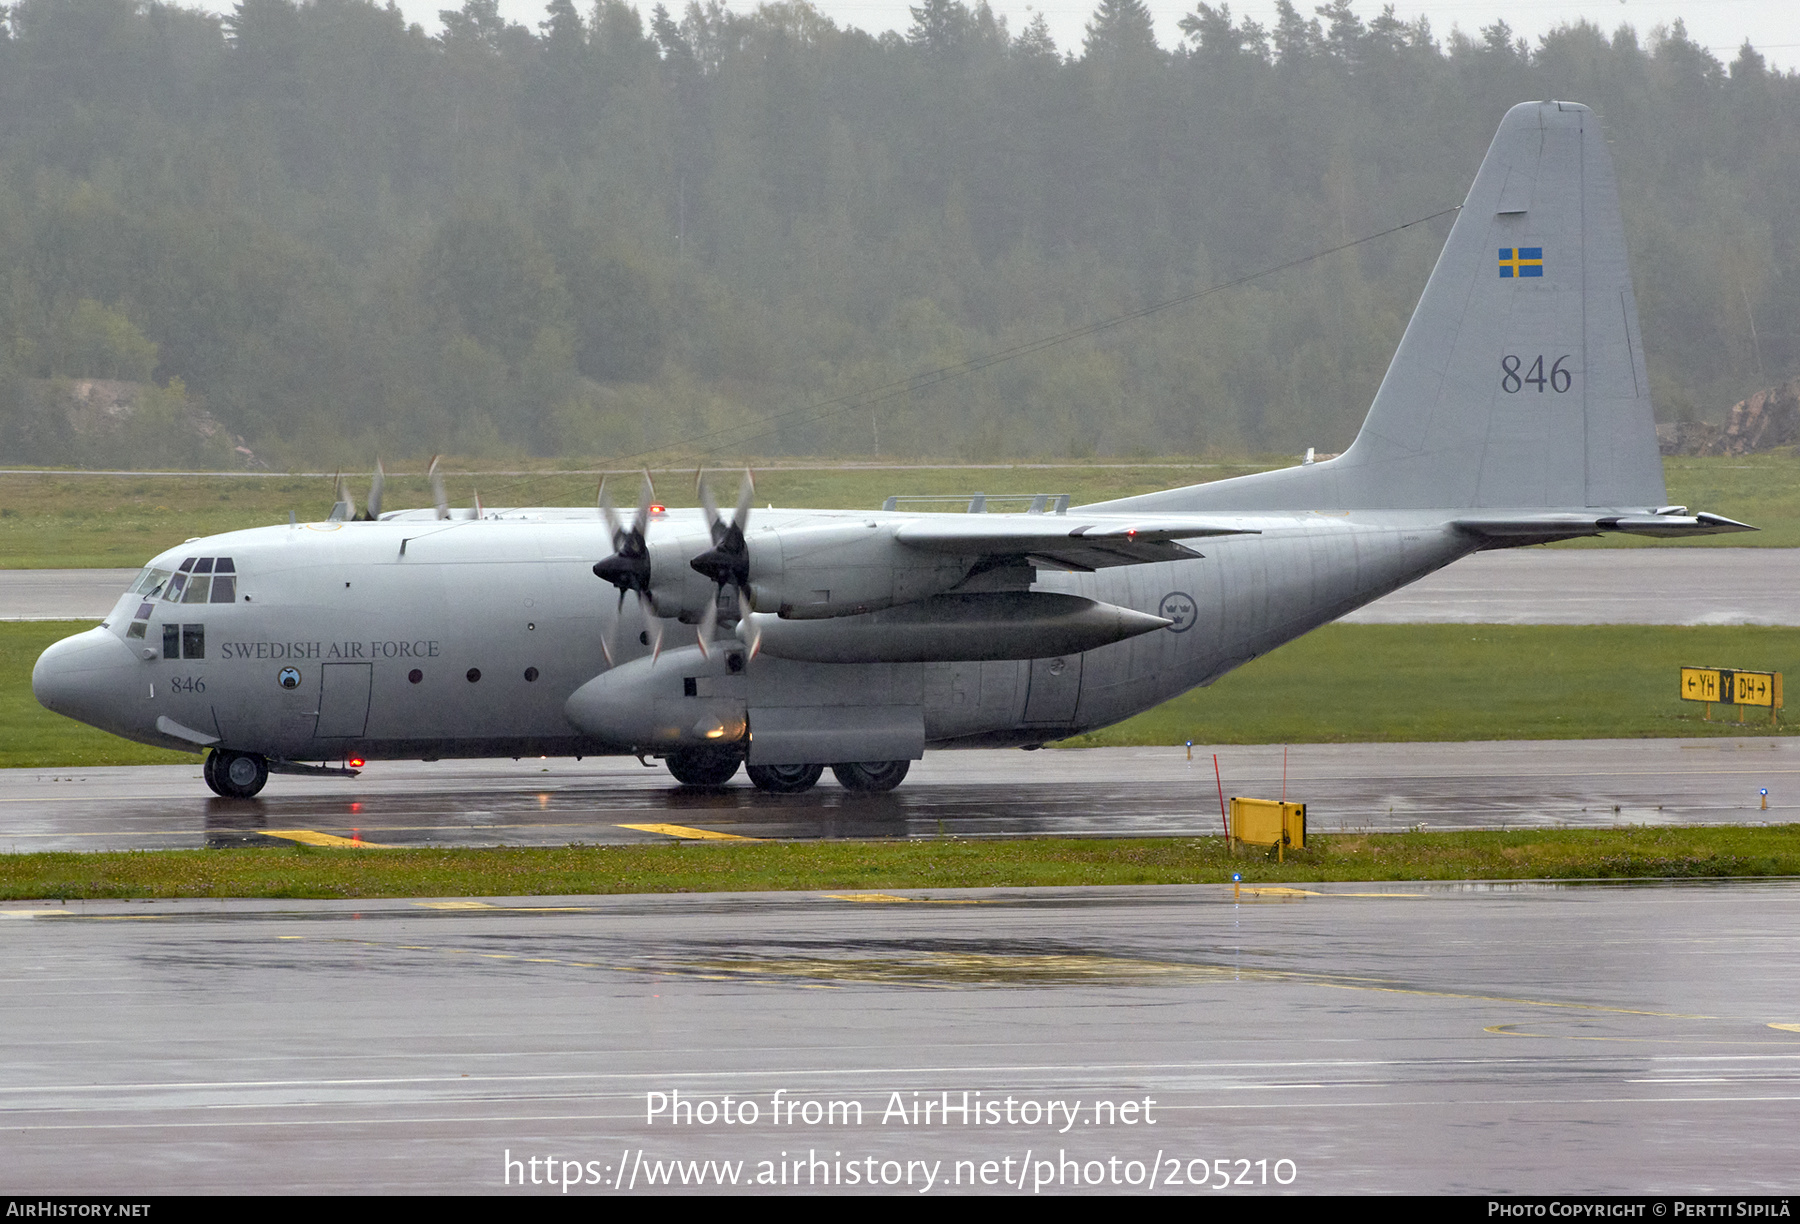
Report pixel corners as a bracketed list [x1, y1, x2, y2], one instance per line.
[1499, 247, 1544, 278]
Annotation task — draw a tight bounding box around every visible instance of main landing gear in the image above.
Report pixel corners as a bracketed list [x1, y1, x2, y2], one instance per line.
[663, 748, 742, 787]
[664, 753, 911, 793]
[204, 748, 269, 799]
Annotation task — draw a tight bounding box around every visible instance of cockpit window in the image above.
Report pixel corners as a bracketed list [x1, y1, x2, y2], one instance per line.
[159, 558, 236, 602]
[130, 567, 173, 598]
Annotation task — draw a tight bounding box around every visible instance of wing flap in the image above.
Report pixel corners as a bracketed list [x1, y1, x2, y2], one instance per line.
[893, 517, 1254, 570]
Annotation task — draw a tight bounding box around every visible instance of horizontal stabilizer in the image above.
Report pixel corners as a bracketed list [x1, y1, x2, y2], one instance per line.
[1453, 510, 1756, 543]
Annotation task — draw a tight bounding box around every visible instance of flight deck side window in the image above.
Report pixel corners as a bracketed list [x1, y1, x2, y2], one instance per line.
[181, 576, 211, 603]
[131, 568, 173, 598]
[182, 624, 204, 659]
[210, 575, 236, 602]
[163, 624, 180, 658]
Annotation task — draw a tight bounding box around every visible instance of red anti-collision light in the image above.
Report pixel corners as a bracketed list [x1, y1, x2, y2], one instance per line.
[348, 757, 366, 768]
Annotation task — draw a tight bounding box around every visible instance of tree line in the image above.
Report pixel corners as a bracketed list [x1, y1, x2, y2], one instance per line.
[0, 0, 1794, 468]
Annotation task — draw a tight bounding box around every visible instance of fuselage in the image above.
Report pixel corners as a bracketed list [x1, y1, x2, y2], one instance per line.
[32, 505, 1477, 764]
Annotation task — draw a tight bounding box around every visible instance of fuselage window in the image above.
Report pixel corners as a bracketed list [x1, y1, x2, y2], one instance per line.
[214, 557, 235, 573]
[210, 575, 236, 603]
[193, 557, 213, 574]
[162, 624, 180, 659]
[182, 624, 205, 659]
[181, 576, 212, 603]
[127, 622, 146, 639]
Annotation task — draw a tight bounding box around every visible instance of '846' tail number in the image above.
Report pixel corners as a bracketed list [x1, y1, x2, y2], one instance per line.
[1501, 354, 1574, 394]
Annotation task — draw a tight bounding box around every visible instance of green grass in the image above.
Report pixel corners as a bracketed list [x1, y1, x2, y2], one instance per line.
[1068, 624, 1796, 747]
[1, 621, 193, 767]
[3, 826, 1797, 900]
[6, 622, 1791, 770]
[3, 452, 1792, 568]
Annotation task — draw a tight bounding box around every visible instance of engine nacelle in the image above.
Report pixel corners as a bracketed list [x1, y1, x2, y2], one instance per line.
[743, 521, 971, 619]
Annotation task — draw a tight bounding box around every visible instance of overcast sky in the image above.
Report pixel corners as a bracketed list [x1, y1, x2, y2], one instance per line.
[408, 0, 1795, 70]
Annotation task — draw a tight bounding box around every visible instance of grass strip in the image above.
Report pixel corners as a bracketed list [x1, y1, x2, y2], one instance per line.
[1067, 623, 1798, 746]
[4, 826, 1798, 901]
[3, 452, 1795, 568]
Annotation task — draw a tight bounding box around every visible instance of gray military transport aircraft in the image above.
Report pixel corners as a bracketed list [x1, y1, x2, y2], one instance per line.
[33, 101, 1751, 799]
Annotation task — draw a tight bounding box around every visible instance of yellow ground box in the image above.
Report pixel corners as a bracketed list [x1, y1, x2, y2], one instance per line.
[1229, 797, 1306, 850]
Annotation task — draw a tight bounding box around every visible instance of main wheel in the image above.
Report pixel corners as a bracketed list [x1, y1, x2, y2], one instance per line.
[206, 749, 269, 799]
[664, 749, 741, 787]
[745, 762, 825, 794]
[830, 760, 910, 792]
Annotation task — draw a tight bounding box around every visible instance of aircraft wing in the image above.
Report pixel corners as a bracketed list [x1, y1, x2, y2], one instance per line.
[892, 517, 1257, 571]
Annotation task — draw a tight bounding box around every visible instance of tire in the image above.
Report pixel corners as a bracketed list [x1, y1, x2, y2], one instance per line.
[665, 749, 742, 787]
[830, 760, 910, 792]
[745, 762, 825, 794]
[207, 749, 268, 799]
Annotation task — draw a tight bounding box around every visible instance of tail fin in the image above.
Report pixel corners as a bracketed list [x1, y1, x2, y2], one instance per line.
[1101, 101, 1666, 514]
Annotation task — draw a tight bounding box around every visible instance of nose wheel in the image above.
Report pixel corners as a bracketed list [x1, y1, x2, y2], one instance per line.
[204, 749, 269, 799]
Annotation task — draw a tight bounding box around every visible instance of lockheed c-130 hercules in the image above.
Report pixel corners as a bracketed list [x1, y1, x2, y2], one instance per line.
[33, 101, 1752, 799]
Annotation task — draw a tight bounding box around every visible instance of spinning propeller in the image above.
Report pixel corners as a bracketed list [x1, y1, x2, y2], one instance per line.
[690, 469, 754, 659]
[592, 473, 662, 665]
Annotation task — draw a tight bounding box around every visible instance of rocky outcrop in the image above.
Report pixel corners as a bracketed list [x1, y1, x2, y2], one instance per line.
[1658, 376, 1800, 456]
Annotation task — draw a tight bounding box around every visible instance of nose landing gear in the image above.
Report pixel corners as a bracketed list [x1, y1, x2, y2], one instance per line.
[204, 749, 269, 799]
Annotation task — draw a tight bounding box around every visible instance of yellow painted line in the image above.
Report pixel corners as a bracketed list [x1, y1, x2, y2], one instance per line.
[1769, 1024, 1800, 1033]
[262, 828, 392, 849]
[1, 910, 74, 919]
[410, 901, 592, 912]
[616, 822, 761, 842]
[1238, 886, 1320, 897]
[823, 893, 982, 905]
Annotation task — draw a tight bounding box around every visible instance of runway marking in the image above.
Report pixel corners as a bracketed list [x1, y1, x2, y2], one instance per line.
[1769, 1024, 1800, 1033]
[261, 828, 391, 849]
[822, 893, 983, 904]
[0, 909, 74, 919]
[1486, 1024, 1783, 1043]
[616, 822, 761, 841]
[267, 934, 1714, 1019]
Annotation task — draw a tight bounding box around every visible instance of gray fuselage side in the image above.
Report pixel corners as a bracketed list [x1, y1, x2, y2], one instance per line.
[78, 508, 1473, 761]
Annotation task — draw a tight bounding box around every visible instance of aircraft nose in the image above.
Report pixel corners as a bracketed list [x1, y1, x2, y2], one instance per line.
[33, 627, 143, 729]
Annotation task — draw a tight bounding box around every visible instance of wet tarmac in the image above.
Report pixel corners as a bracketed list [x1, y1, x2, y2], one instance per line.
[3, 881, 1797, 1193]
[6, 549, 1800, 624]
[3, 740, 1792, 853]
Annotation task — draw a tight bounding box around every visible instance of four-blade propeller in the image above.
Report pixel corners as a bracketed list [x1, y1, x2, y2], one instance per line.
[690, 469, 754, 658]
[592, 473, 663, 665]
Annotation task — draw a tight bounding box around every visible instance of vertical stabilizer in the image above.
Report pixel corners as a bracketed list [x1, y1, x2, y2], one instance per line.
[1096, 101, 1667, 514]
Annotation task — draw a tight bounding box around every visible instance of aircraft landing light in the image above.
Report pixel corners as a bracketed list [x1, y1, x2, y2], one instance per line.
[616, 822, 762, 841]
[260, 828, 392, 849]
